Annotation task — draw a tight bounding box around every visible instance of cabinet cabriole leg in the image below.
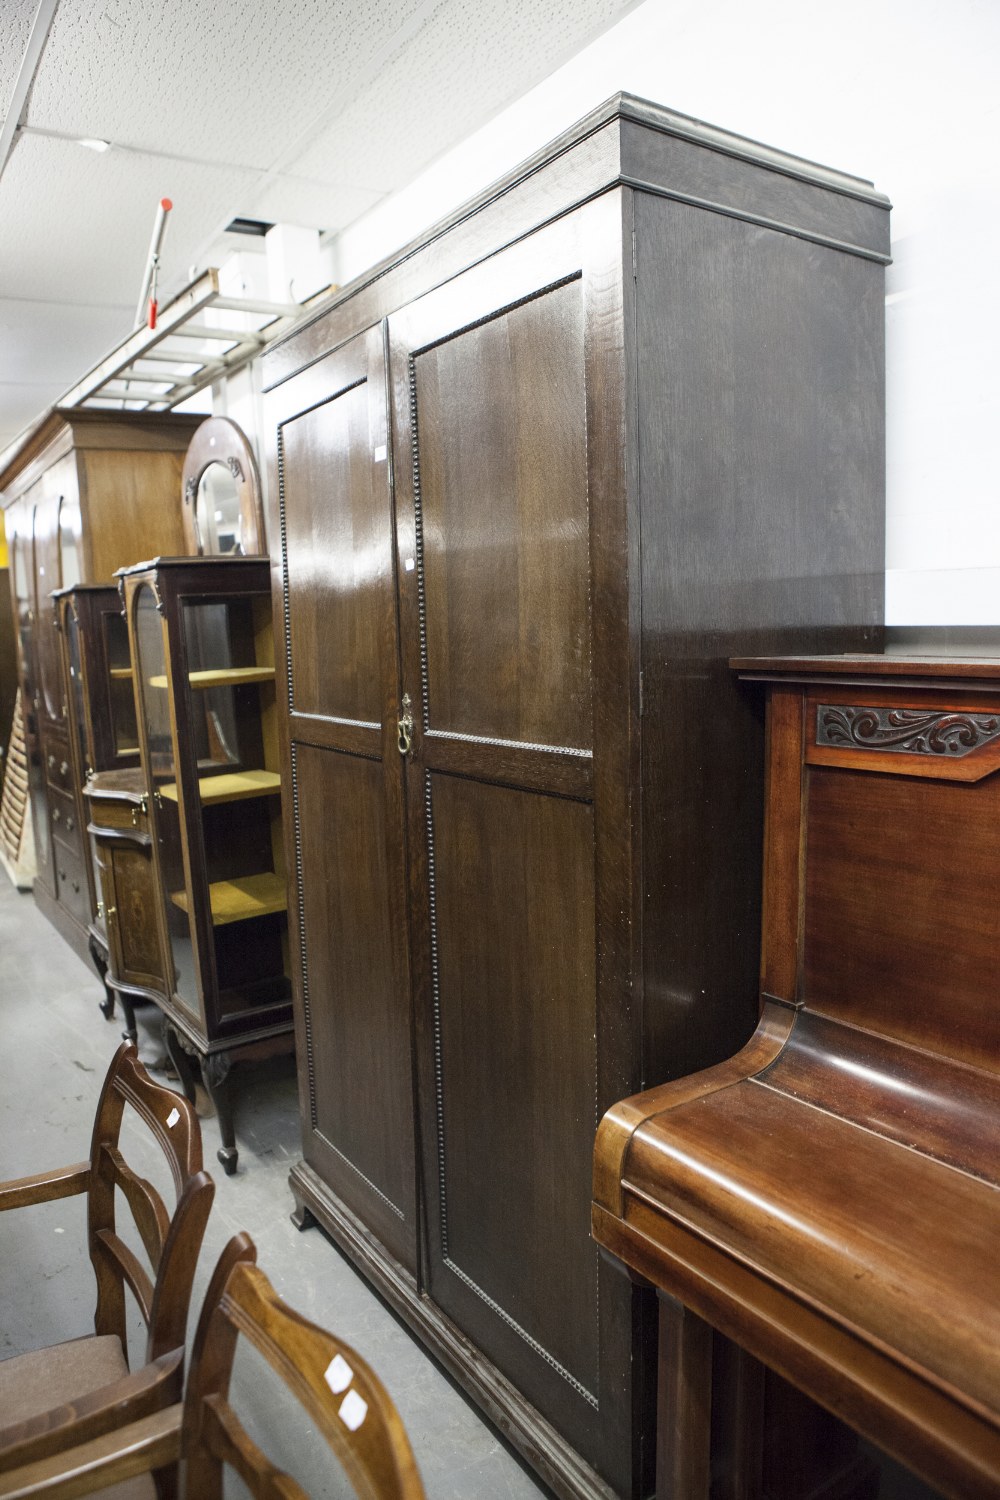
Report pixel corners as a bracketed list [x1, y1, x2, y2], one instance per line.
[164, 1023, 198, 1106]
[203, 1049, 237, 1174]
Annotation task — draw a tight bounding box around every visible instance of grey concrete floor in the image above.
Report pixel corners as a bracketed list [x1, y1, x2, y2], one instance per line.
[0, 878, 551, 1499]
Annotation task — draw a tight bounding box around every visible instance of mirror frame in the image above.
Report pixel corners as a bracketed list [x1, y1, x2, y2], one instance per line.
[181, 417, 264, 557]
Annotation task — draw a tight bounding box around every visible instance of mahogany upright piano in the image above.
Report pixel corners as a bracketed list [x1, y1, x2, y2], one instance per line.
[594, 656, 1000, 1499]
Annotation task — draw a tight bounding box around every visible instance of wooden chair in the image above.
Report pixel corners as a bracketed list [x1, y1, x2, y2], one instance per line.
[0, 1234, 426, 1499]
[593, 656, 1000, 1499]
[0, 1040, 213, 1489]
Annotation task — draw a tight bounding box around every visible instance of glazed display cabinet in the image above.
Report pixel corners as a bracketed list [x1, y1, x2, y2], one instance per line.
[262, 94, 888, 1499]
[54, 582, 143, 1020]
[120, 556, 293, 1172]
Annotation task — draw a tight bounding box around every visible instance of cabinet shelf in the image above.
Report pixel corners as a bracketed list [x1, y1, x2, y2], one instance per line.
[159, 769, 281, 804]
[148, 666, 275, 690]
[170, 871, 287, 926]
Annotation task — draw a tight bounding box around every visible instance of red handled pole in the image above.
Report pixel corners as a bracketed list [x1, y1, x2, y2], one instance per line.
[135, 196, 173, 329]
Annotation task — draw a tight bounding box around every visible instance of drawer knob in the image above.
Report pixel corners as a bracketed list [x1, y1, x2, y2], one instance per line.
[60, 760, 69, 776]
[47, 753, 55, 769]
[52, 807, 61, 823]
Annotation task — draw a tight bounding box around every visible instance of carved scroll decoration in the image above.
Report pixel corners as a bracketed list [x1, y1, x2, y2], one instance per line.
[817, 705, 1000, 757]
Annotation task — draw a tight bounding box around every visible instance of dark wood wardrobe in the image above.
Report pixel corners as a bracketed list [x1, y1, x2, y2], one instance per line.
[261, 94, 889, 1499]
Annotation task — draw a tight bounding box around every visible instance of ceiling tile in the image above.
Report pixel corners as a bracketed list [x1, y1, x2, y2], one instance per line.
[290, 0, 635, 192]
[246, 173, 384, 233]
[0, 0, 37, 128]
[26, 0, 431, 170]
[0, 381, 68, 448]
[0, 132, 259, 305]
[0, 297, 131, 385]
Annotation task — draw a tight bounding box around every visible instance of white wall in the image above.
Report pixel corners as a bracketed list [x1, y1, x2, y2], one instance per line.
[328, 0, 1000, 627]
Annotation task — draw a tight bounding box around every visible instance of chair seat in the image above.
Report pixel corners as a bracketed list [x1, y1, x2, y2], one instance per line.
[0, 1335, 156, 1500]
[0, 1335, 128, 1428]
[621, 1039, 1000, 1426]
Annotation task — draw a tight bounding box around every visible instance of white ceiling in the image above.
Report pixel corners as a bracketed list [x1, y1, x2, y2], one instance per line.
[0, 0, 636, 451]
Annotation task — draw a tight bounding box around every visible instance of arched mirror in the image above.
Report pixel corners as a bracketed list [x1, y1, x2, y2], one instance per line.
[181, 417, 264, 557]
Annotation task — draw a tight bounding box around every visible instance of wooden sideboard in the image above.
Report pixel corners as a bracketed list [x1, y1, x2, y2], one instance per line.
[261, 94, 889, 1498]
[594, 656, 1000, 1499]
[0, 409, 199, 960]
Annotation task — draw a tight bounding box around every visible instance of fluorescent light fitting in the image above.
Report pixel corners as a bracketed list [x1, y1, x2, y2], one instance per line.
[76, 137, 111, 152]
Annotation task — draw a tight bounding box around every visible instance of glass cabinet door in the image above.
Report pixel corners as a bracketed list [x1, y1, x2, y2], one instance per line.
[178, 595, 288, 1016]
[105, 608, 139, 763]
[133, 583, 196, 1013]
[63, 599, 91, 781]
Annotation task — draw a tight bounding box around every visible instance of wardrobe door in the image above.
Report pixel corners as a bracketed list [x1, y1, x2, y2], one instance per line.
[389, 198, 636, 1473]
[34, 465, 75, 729]
[11, 499, 53, 893]
[267, 326, 418, 1273]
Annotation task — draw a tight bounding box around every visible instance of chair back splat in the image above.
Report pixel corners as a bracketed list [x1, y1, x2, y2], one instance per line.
[183, 1235, 425, 1500]
[87, 1041, 213, 1365]
[0, 1040, 212, 1482]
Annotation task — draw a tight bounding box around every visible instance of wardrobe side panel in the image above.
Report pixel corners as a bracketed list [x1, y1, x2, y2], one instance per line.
[635, 192, 885, 1087]
[82, 449, 187, 581]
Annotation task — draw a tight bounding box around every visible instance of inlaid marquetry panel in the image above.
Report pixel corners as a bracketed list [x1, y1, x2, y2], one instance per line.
[111, 843, 166, 989]
[412, 278, 591, 750]
[279, 381, 386, 725]
[427, 771, 599, 1395]
[293, 741, 416, 1265]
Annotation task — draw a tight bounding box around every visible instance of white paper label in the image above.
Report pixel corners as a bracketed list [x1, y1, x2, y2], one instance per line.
[166, 1107, 180, 1129]
[324, 1353, 353, 1394]
[404, 557, 415, 572]
[374, 444, 387, 462]
[339, 1389, 368, 1431]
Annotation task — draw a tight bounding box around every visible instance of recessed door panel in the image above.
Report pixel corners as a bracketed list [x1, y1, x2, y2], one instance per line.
[280, 380, 386, 725]
[428, 772, 599, 1393]
[414, 278, 591, 750]
[294, 741, 416, 1268]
